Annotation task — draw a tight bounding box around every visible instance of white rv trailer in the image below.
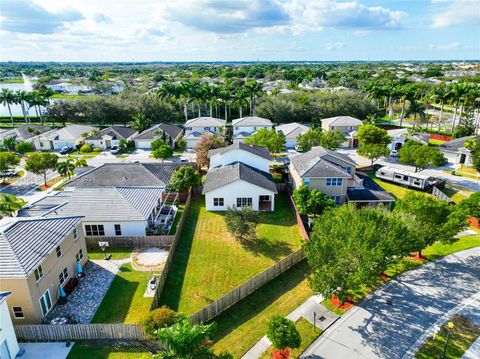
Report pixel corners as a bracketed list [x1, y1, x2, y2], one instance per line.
[375, 166, 433, 190]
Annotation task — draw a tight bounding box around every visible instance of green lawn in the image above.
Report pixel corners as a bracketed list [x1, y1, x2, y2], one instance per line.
[67, 343, 152, 359]
[428, 138, 447, 145]
[91, 263, 153, 324]
[260, 318, 321, 359]
[416, 315, 480, 359]
[87, 248, 133, 260]
[169, 203, 186, 235]
[441, 185, 473, 204]
[211, 261, 313, 358]
[368, 173, 421, 199]
[159, 193, 303, 315]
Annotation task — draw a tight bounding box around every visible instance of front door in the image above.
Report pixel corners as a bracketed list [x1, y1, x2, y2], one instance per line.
[460, 153, 466, 164]
[39, 289, 52, 317]
[105, 140, 111, 148]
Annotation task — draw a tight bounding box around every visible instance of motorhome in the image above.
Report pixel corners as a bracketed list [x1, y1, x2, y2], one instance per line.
[375, 166, 435, 191]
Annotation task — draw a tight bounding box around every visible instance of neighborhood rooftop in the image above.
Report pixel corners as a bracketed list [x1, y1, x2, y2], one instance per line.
[85, 126, 137, 140]
[202, 162, 278, 194]
[321, 116, 363, 127]
[0, 125, 52, 141]
[276, 122, 309, 138]
[185, 117, 226, 127]
[135, 123, 183, 140]
[232, 116, 273, 126]
[208, 142, 273, 160]
[290, 146, 356, 178]
[439, 135, 480, 152]
[0, 216, 83, 278]
[347, 173, 395, 203]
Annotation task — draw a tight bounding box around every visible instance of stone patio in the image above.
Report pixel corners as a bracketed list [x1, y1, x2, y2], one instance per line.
[44, 258, 130, 324]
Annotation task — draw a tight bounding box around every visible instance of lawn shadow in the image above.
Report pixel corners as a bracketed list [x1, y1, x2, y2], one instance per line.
[243, 236, 294, 261]
[158, 195, 201, 311]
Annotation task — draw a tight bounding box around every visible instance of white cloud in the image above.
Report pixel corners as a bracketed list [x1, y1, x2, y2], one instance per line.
[431, 0, 480, 28]
[326, 42, 346, 50]
[429, 42, 460, 50]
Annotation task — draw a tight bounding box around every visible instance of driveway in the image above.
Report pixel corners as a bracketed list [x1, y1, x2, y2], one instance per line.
[301, 247, 480, 359]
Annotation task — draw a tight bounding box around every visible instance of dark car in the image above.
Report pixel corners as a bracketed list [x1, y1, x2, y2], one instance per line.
[59, 146, 73, 155]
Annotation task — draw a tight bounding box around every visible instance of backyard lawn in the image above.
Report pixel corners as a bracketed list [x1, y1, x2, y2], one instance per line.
[211, 261, 314, 358]
[91, 263, 153, 324]
[87, 248, 133, 261]
[441, 185, 474, 204]
[67, 343, 152, 359]
[159, 193, 303, 315]
[368, 173, 421, 199]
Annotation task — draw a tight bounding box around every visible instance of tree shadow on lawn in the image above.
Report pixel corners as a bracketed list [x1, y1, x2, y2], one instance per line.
[243, 236, 295, 261]
[256, 193, 298, 228]
[158, 196, 201, 311]
[210, 260, 311, 343]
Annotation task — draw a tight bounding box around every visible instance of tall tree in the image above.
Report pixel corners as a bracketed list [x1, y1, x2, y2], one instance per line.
[0, 194, 26, 217]
[169, 166, 200, 193]
[266, 316, 301, 358]
[296, 127, 345, 152]
[193, 133, 227, 168]
[130, 113, 151, 132]
[25, 152, 58, 186]
[0, 89, 19, 127]
[398, 141, 445, 172]
[0, 152, 20, 183]
[244, 128, 286, 154]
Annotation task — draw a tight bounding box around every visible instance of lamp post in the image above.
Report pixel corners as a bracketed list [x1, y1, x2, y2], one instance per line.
[441, 322, 455, 359]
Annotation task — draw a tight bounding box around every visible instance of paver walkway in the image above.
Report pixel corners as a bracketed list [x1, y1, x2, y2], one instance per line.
[19, 342, 73, 359]
[45, 258, 130, 323]
[301, 247, 480, 359]
[462, 337, 480, 359]
[241, 295, 339, 359]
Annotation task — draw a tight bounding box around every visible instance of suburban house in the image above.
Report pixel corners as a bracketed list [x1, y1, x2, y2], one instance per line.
[0, 217, 86, 323]
[134, 123, 184, 149]
[85, 126, 138, 150]
[0, 292, 20, 359]
[387, 128, 429, 151]
[203, 143, 277, 211]
[32, 124, 95, 150]
[289, 146, 394, 206]
[321, 116, 363, 148]
[439, 135, 479, 166]
[276, 122, 309, 149]
[184, 117, 226, 148]
[19, 187, 165, 237]
[0, 125, 52, 145]
[232, 116, 273, 144]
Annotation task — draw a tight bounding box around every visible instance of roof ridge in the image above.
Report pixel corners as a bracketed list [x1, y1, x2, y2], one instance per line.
[0, 233, 27, 275]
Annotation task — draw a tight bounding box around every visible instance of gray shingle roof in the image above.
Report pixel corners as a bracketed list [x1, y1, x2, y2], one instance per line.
[322, 116, 363, 127]
[290, 146, 356, 178]
[86, 126, 137, 140]
[19, 187, 163, 222]
[65, 163, 189, 188]
[184, 117, 226, 127]
[276, 123, 309, 139]
[208, 142, 273, 160]
[347, 173, 395, 203]
[202, 162, 277, 194]
[0, 125, 52, 141]
[0, 217, 83, 278]
[232, 116, 273, 126]
[135, 124, 183, 140]
[439, 135, 479, 153]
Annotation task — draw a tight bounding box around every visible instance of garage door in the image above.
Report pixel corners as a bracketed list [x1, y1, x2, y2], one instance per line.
[136, 140, 152, 149]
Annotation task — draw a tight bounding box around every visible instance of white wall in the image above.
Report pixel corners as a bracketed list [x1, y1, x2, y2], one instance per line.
[0, 299, 20, 359]
[185, 126, 222, 135]
[233, 125, 272, 136]
[186, 138, 200, 149]
[83, 220, 147, 236]
[209, 149, 270, 172]
[204, 180, 275, 211]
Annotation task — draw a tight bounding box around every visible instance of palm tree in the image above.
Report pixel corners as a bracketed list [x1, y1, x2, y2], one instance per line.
[57, 156, 87, 180]
[245, 79, 263, 115]
[0, 89, 19, 128]
[179, 81, 194, 120]
[28, 91, 49, 125]
[406, 99, 426, 127]
[154, 319, 216, 359]
[130, 113, 151, 132]
[0, 193, 27, 217]
[448, 82, 469, 132]
[16, 90, 31, 123]
[219, 87, 232, 121]
[234, 87, 249, 119]
[429, 84, 449, 131]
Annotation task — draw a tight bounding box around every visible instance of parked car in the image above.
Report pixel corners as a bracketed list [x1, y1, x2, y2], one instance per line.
[2, 170, 18, 177]
[390, 149, 398, 157]
[110, 145, 120, 154]
[59, 146, 73, 155]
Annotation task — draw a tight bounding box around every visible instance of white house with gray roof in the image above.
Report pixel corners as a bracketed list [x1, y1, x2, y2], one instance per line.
[134, 123, 183, 149]
[0, 216, 85, 323]
[203, 143, 276, 211]
[32, 124, 95, 151]
[85, 126, 137, 150]
[321, 116, 363, 148]
[276, 122, 309, 149]
[184, 117, 226, 148]
[439, 135, 479, 166]
[0, 125, 52, 145]
[232, 116, 273, 144]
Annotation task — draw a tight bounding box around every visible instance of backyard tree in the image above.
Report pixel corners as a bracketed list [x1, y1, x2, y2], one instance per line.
[398, 141, 445, 172]
[225, 206, 259, 242]
[459, 192, 480, 220]
[1, 137, 17, 152]
[244, 128, 286, 154]
[357, 143, 390, 166]
[144, 306, 181, 339]
[15, 141, 33, 154]
[296, 127, 345, 152]
[169, 166, 200, 192]
[304, 204, 413, 304]
[152, 144, 174, 162]
[25, 152, 58, 187]
[194, 133, 227, 168]
[394, 192, 467, 257]
[266, 316, 301, 358]
[357, 124, 391, 146]
[465, 138, 480, 171]
[0, 194, 27, 217]
[292, 185, 335, 217]
[0, 152, 20, 183]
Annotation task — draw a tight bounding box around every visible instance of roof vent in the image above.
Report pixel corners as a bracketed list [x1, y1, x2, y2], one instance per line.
[123, 176, 128, 180]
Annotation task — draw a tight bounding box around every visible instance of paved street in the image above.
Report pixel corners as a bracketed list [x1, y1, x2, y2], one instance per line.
[301, 247, 480, 359]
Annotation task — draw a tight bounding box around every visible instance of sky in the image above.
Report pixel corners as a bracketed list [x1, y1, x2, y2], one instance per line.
[1, 0, 479, 62]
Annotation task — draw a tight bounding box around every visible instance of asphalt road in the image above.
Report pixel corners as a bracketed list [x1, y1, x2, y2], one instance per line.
[301, 247, 480, 359]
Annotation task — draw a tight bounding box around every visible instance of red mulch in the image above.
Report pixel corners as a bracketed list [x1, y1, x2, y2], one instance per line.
[273, 348, 291, 359]
[38, 185, 52, 191]
[467, 217, 480, 229]
[411, 252, 427, 261]
[380, 272, 390, 281]
[331, 295, 354, 310]
[429, 133, 452, 141]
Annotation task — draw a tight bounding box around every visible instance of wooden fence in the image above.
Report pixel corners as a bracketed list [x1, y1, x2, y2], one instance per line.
[150, 191, 193, 309]
[189, 249, 305, 324]
[287, 191, 310, 240]
[432, 186, 453, 204]
[14, 324, 146, 341]
[86, 235, 174, 248]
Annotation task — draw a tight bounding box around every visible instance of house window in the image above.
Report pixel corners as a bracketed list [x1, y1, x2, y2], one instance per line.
[303, 178, 310, 185]
[330, 126, 334, 130]
[349, 126, 353, 130]
[59, 267, 68, 285]
[34, 265, 44, 282]
[213, 198, 224, 206]
[85, 224, 105, 236]
[73, 228, 78, 241]
[342, 166, 352, 174]
[326, 178, 343, 186]
[12, 306, 24, 319]
[56, 246, 62, 258]
[204, 127, 211, 131]
[236, 198, 252, 208]
[253, 127, 257, 131]
[114, 224, 122, 236]
[39, 290, 52, 317]
[186, 127, 192, 131]
[75, 249, 84, 261]
[329, 196, 341, 205]
[259, 195, 270, 201]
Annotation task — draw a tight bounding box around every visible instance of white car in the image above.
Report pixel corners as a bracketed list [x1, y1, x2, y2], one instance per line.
[390, 149, 398, 157]
[110, 145, 120, 154]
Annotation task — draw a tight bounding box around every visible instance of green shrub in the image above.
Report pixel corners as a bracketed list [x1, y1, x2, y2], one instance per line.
[93, 147, 102, 153]
[80, 144, 92, 153]
[143, 306, 180, 338]
[15, 141, 33, 154]
[272, 172, 283, 183]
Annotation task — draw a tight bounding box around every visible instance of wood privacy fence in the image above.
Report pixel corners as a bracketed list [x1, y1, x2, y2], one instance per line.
[150, 191, 193, 310]
[432, 186, 453, 204]
[189, 249, 305, 324]
[86, 235, 174, 248]
[14, 324, 147, 341]
[287, 191, 310, 240]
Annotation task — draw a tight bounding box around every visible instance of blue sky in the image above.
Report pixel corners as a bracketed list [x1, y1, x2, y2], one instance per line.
[1, 0, 479, 62]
